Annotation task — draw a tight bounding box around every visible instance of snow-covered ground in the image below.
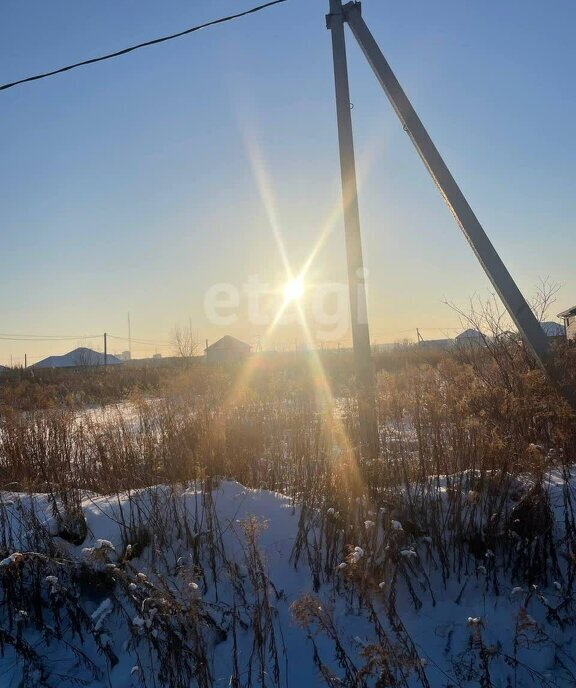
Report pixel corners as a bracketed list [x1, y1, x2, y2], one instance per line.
[0, 471, 575, 686]
[73, 398, 162, 432]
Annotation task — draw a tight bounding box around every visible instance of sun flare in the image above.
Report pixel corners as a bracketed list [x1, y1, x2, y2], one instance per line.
[284, 277, 305, 303]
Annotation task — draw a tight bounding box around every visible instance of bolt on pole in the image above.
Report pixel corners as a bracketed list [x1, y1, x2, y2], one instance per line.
[327, 0, 379, 458]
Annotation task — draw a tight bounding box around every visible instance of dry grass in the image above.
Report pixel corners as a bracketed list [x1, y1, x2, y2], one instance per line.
[0, 340, 575, 686]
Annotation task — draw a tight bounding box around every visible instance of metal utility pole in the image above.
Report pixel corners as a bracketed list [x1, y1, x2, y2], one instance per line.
[104, 332, 108, 368]
[339, 1, 549, 368]
[327, 0, 379, 458]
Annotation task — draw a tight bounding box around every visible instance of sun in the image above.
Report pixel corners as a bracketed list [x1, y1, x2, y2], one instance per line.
[284, 276, 305, 302]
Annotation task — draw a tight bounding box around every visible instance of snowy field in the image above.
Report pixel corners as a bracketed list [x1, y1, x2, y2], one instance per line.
[73, 399, 162, 432]
[0, 469, 575, 687]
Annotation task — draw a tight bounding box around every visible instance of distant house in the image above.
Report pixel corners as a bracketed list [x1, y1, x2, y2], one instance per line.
[557, 306, 576, 341]
[540, 321, 565, 338]
[417, 338, 453, 351]
[205, 336, 250, 364]
[33, 347, 121, 369]
[454, 328, 484, 347]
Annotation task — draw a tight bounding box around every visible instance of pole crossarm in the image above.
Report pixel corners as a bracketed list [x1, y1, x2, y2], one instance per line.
[341, 1, 550, 367]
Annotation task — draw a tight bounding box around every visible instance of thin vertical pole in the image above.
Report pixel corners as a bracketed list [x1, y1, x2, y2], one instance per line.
[104, 332, 108, 368]
[24, 353, 27, 369]
[128, 312, 132, 359]
[327, 0, 378, 457]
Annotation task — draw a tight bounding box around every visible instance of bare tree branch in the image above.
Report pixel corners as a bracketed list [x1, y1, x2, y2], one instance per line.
[171, 324, 199, 358]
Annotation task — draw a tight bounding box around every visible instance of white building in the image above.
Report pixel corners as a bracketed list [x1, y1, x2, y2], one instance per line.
[557, 306, 576, 341]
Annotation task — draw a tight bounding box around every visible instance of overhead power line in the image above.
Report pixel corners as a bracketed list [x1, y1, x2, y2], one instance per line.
[0, 332, 171, 347]
[0, 333, 101, 341]
[108, 334, 172, 348]
[0, 0, 289, 92]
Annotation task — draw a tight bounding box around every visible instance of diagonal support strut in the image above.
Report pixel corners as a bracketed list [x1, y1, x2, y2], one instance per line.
[341, 1, 550, 367]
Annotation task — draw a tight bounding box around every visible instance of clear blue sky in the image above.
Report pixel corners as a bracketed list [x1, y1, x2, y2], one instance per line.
[1, 0, 574, 363]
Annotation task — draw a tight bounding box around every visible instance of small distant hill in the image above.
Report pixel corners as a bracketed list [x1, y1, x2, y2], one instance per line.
[541, 321, 564, 337]
[33, 347, 121, 369]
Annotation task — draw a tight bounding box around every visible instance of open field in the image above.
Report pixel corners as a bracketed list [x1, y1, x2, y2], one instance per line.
[1, 342, 576, 687]
[3, 0, 574, 684]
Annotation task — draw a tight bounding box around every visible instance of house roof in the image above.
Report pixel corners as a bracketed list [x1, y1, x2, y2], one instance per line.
[455, 328, 483, 340]
[557, 306, 576, 318]
[33, 347, 121, 368]
[205, 336, 250, 352]
[541, 321, 564, 337]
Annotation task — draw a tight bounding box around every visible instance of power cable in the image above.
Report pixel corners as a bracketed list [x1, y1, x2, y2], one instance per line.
[0, 332, 171, 347]
[0, 334, 101, 341]
[108, 334, 172, 348]
[1, 0, 289, 92]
